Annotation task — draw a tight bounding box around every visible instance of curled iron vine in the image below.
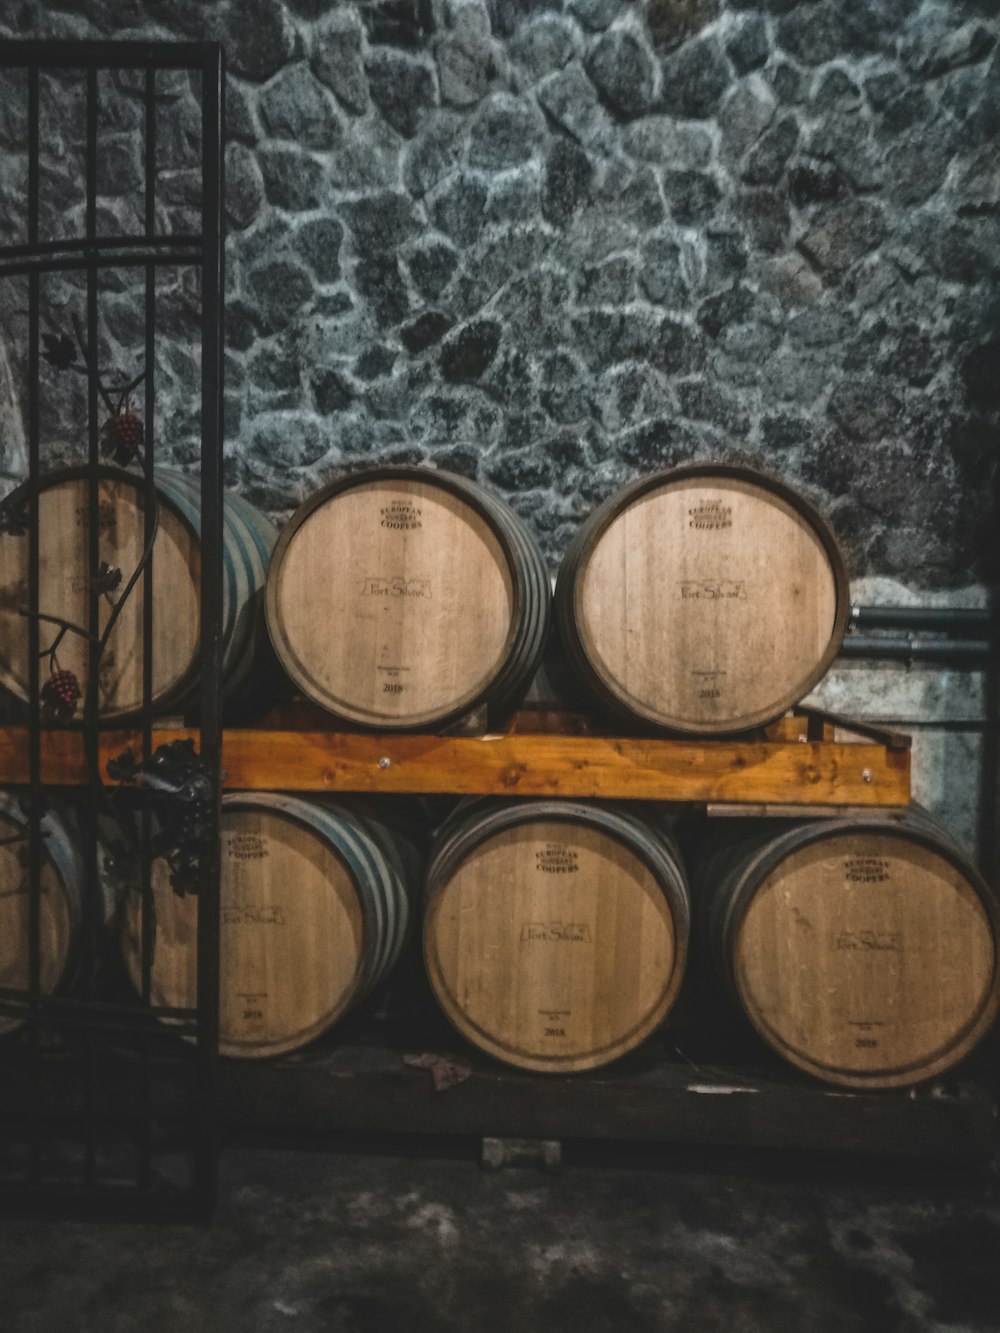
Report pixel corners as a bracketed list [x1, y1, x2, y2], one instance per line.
[0, 311, 211, 899]
[2, 312, 156, 697]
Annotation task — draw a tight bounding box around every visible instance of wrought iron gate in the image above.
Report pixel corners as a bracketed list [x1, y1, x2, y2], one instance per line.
[0, 39, 224, 1219]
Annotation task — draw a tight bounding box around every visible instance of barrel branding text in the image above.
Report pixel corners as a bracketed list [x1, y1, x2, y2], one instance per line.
[362, 576, 432, 599]
[832, 929, 902, 953]
[224, 905, 285, 927]
[677, 580, 747, 601]
[380, 502, 422, 530]
[844, 856, 892, 883]
[226, 832, 269, 861]
[535, 845, 580, 874]
[521, 922, 593, 943]
[687, 500, 732, 530]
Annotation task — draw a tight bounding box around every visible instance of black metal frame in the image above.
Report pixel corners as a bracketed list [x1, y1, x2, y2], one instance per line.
[0, 39, 224, 1219]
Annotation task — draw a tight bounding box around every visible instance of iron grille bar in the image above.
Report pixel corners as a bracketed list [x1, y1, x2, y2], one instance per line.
[26, 60, 42, 1190]
[139, 63, 158, 1193]
[0, 251, 204, 278]
[0, 988, 200, 1020]
[195, 43, 225, 1216]
[0, 234, 203, 260]
[0, 40, 222, 69]
[0, 1008, 202, 1039]
[84, 60, 100, 1189]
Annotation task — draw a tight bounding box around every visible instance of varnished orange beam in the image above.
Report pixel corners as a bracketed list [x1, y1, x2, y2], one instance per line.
[0, 726, 911, 806]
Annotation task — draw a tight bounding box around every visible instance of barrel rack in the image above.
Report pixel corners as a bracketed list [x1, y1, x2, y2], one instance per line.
[3, 703, 995, 1168]
[0, 704, 911, 805]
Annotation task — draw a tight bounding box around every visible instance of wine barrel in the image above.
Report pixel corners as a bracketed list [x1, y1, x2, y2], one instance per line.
[121, 793, 419, 1058]
[0, 791, 117, 1034]
[700, 810, 1000, 1089]
[265, 466, 551, 730]
[423, 799, 690, 1073]
[554, 464, 850, 734]
[0, 466, 278, 720]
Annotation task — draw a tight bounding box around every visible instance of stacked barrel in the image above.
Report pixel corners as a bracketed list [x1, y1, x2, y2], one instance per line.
[553, 463, 849, 735]
[4, 458, 998, 1092]
[265, 466, 551, 730]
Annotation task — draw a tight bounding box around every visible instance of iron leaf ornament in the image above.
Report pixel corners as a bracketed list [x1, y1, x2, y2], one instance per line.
[108, 739, 217, 897]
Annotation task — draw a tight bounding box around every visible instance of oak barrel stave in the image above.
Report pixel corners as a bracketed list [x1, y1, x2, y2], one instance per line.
[423, 798, 690, 1073]
[697, 809, 1000, 1089]
[554, 463, 850, 735]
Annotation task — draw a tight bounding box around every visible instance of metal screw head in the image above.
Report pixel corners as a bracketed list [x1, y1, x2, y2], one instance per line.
[861, 768, 873, 784]
[378, 756, 391, 770]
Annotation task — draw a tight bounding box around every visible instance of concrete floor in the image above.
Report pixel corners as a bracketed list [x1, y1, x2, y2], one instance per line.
[2, 1145, 999, 1333]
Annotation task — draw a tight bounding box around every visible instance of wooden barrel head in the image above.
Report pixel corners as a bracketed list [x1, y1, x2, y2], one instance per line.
[267, 475, 517, 728]
[122, 804, 366, 1058]
[424, 817, 682, 1072]
[571, 469, 846, 732]
[0, 473, 200, 718]
[0, 809, 72, 1034]
[734, 830, 999, 1087]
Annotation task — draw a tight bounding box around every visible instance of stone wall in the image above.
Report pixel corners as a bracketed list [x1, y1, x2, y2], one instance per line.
[0, 0, 998, 588]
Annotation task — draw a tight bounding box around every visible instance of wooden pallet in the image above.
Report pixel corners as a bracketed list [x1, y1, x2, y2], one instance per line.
[0, 707, 911, 807]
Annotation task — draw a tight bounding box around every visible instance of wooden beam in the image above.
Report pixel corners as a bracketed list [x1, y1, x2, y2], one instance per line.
[0, 725, 911, 805]
[216, 1038, 995, 1162]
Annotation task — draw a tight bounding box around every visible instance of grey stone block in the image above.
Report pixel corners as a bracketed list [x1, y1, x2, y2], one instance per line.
[247, 259, 315, 328]
[623, 117, 712, 168]
[313, 17, 369, 114]
[249, 414, 329, 468]
[568, 0, 625, 32]
[660, 37, 732, 120]
[225, 144, 266, 233]
[541, 138, 592, 227]
[719, 80, 775, 164]
[258, 148, 327, 212]
[537, 64, 617, 153]
[260, 65, 342, 149]
[587, 27, 658, 118]
[354, 253, 411, 327]
[646, 0, 719, 51]
[827, 376, 904, 441]
[539, 350, 590, 423]
[401, 310, 454, 353]
[509, 15, 581, 84]
[576, 256, 638, 306]
[799, 199, 887, 278]
[429, 171, 489, 247]
[224, 0, 296, 83]
[468, 92, 544, 168]
[436, 30, 493, 107]
[594, 361, 674, 433]
[405, 237, 460, 300]
[741, 114, 798, 186]
[410, 385, 500, 444]
[664, 170, 720, 225]
[292, 218, 344, 284]
[640, 235, 688, 306]
[617, 416, 700, 466]
[367, 49, 438, 137]
[726, 15, 769, 76]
